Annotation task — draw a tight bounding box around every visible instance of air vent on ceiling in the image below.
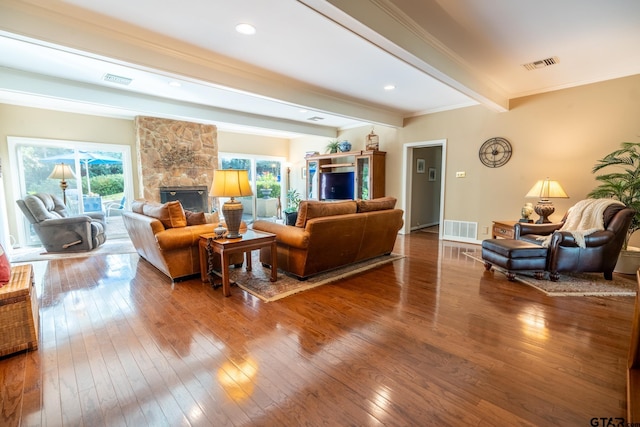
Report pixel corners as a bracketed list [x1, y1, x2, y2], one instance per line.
[103, 73, 133, 85]
[307, 116, 325, 121]
[522, 56, 559, 71]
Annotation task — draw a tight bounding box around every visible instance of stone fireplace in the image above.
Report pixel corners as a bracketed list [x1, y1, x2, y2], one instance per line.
[135, 116, 217, 210]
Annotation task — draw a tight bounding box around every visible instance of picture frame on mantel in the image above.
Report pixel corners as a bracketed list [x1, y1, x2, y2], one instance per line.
[417, 158, 425, 174]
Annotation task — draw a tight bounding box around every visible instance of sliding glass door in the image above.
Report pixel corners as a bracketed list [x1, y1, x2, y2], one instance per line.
[218, 153, 285, 225]
[8, 137, 133, 245]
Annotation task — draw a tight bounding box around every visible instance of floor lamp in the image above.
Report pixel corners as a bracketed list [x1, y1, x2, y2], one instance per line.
[48, 163, 76, 205]
[210, 169, 253, 239]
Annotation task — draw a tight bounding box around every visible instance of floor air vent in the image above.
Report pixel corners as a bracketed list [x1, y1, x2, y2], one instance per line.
[443, 220, 478, 242]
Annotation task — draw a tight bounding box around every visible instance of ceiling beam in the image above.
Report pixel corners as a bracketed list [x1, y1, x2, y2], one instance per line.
[300, 0, 509, 112]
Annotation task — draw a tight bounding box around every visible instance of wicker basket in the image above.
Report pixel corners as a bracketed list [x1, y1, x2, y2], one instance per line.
[0, 264, 38, 357]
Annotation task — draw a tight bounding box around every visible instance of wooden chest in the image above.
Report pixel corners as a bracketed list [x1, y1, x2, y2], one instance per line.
[0, 264, 39, 357]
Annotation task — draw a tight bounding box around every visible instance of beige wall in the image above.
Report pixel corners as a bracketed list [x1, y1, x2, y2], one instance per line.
[341, 74, 640, 243]
[218, 131, 289, 157]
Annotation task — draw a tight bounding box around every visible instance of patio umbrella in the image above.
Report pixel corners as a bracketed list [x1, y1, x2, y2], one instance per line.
[40, 151, 122, 194]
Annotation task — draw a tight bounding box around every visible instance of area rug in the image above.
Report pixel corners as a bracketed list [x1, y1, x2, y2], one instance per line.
[9, 238, 137, 263]
[219, 253, 404, 302]
[464, 252, 636, 297]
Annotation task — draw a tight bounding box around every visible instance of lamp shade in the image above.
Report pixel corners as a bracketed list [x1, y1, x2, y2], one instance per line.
[210, 169, 253, 239]
[210, 169, 253, 198]
[48, 163, 76, 180]
[525, 178, 568, 200]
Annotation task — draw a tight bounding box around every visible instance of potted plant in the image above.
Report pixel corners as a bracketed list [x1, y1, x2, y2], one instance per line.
[326, 139, 340, 154]
[284, 189, 301, 225]
[588, 141, 640, 273]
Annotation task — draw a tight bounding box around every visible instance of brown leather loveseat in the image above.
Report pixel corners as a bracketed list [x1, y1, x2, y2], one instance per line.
[122, 200, 243, 281]
[252, 197, 404, 279]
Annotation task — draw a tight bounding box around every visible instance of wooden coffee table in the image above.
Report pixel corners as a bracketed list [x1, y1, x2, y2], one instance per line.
[199, 229, 277, 297]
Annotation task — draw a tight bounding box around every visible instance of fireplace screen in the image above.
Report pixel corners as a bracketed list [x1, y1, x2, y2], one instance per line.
[159, 186, 208, 212]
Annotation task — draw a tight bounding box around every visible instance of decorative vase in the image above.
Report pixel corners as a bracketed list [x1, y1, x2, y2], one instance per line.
[338, 140, 352, 152]
[285, 211, 298, 226]
[520, 202, 534, 223]
[214, 223, 227, 239]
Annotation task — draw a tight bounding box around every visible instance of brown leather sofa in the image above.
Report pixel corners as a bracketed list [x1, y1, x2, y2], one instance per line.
[515, 203, 634, 280]
[252, 197, 404, 279]
[122, 200, 243, 281]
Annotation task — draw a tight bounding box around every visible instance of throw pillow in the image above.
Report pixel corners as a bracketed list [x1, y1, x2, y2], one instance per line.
[0, 244, 11, 285]
[131, 199, 146, 214]
[185, 210, 208, 225]
[356, 197, 397, 213]
[165, 201, 187, 228]
[205, 212, 221, 224]
[143, 201, 187, 228]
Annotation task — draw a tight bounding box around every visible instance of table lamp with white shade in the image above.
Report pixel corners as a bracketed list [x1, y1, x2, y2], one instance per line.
[525, 177, 569, 223]
[210, 169, 253, 238]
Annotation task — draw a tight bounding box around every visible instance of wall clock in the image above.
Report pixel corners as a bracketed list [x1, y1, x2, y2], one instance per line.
[478, 137, 512, 168]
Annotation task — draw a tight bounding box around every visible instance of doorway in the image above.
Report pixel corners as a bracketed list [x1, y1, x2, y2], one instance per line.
[401, 139, 447, 236]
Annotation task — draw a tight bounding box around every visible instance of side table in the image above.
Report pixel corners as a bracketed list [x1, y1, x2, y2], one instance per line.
[199, 229, 277, 297]
[491, 220, 518, 239]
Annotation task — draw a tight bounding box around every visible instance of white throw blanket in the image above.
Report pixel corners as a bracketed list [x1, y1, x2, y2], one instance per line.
[537, 198, 624, 248]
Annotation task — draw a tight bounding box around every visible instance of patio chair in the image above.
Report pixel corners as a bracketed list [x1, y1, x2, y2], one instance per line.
[105, 196, 126, 221]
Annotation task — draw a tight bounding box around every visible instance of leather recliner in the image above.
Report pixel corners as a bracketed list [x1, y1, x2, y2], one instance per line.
[16, 193, 107, 252]
[514, 203, 634, 280]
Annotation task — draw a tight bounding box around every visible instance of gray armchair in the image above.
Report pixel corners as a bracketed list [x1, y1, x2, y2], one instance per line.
[16, 193, 107, 252]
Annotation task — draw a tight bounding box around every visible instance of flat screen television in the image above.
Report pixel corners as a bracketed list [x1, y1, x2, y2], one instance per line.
[320, 171, 355, 200]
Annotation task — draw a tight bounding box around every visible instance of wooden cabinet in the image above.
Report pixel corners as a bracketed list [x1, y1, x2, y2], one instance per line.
[305, 150, 385, 201]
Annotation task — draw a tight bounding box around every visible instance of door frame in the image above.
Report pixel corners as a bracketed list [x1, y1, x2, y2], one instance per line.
[401, 139, 447, 236]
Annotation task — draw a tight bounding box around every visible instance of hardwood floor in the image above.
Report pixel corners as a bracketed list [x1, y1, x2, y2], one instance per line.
[0, 232, 634, 426]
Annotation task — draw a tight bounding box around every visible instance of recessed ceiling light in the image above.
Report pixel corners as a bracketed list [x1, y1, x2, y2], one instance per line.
[384, 84, 396, 91]
[236, 23, 256, 35]
[168, 81, 182, 87]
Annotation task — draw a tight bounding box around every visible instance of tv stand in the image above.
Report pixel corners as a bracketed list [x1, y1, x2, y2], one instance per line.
[305, 150, 385, 201]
